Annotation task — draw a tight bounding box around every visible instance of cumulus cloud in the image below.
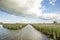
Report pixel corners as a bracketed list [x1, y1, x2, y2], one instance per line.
[41, 12, 60, 22]
[49, 0, 57, 5]
[0, 0, 60, 23]
[0, 0, 43, 18]
[55, 14, 60, 21]
[42, 13, 57, 20]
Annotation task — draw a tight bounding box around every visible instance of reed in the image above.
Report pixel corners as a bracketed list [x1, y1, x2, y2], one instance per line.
[31, 23, 60, 40]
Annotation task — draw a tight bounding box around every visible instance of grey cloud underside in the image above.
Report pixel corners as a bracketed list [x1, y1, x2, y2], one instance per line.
[0, 0, 43, 18]
[0, 0, 60, 21]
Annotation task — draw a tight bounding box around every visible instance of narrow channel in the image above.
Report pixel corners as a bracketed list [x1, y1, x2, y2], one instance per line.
[0, 24, 49, 40]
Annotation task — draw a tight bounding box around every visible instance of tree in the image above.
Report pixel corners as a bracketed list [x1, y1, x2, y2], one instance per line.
[53, 21, 57, 24]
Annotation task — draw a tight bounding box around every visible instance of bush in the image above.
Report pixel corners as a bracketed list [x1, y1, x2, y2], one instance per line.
[53, 21, 57, 24]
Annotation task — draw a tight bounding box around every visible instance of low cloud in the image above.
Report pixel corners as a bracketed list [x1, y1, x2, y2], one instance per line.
[41, 12, 60, 22]
[42, 13, 57, 20]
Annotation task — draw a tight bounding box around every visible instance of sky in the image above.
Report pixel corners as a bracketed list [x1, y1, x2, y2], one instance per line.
[0, 0, 60, 23]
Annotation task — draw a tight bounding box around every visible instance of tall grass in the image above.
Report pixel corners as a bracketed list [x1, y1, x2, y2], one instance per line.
[31, 23, 60, 40]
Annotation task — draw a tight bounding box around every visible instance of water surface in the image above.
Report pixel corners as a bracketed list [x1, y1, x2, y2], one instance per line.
[0, 25, 49, 40]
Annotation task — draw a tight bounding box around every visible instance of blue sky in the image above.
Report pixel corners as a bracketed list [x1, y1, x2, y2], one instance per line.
[0, 0, 60, 23]
[42, 0, 60, 13]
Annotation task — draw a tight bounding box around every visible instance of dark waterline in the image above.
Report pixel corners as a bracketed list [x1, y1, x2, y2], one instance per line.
[0, 25, 49, 40]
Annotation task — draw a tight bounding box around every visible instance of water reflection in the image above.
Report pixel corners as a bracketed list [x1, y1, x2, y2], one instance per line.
[0, 25, 49, 40]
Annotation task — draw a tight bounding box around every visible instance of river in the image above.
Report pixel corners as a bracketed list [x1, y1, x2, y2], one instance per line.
[0, 24, 49, 40]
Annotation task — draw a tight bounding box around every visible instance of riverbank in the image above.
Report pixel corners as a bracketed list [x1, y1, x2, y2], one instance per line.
[0, 24, 49, 40]
[3, 23, 27, 30]
[31, 23, 60, 40]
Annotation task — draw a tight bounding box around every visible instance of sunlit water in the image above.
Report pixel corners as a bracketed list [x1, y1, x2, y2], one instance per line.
[0, 25, 49, 40]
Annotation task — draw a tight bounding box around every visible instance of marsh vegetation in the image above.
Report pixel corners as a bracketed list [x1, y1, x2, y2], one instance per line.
[2, 23, 60, 40]
[3, 23, 27, 30]
[31, 23, 60, 40]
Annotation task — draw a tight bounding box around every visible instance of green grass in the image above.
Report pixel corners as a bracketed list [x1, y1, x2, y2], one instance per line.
[3, 23, 27, 30]
[31, 23, 60, 34]
[31, 23, 60, 40]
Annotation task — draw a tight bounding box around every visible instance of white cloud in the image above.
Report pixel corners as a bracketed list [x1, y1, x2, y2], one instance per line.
[49, 0, 57, 5]
[0, 0, 43, 18]
[55, 14, 60, 21]
[40, 11, 60, 23]
[42, 13, 57, 20]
